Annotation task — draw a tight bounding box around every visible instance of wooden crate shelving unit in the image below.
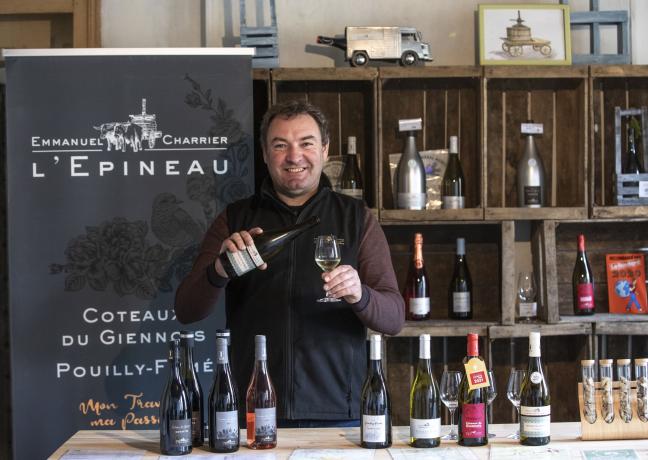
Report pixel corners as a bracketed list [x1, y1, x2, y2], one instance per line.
[483, 66, 589, 221]
[378, 66, 483, 222]
[591, 65, 648, 218]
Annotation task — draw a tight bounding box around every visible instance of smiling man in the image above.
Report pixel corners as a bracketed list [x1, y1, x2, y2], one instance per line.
[174, 100, 404, 429]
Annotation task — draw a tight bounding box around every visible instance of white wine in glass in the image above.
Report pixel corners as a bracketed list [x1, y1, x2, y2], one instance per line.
[314, 235, 341, 303]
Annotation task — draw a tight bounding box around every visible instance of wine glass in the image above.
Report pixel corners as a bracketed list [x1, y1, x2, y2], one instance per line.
[314, 235, 342, 303]
[506, 369, 526, 439]
[517, 271, 537, 322]
[486, 369, 497, 438]
[440, 370, 462, 440]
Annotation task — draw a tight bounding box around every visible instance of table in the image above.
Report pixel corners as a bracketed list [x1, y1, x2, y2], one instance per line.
[49, 423, 648, 459]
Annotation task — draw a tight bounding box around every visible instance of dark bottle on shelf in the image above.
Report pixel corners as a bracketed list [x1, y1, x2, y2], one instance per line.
[246, 335, 277, 449]
[220, 216, 320, 278]
[160, 339, 192, 456]
[403, 233, 430, 321]
[442, 135, 466, 209]
[361, 334, 392, 449]
[457, 333, 488, 447]
[449, 238, 473, 320]
[409, 334, 441, 448]
[339, 135, 364, 199]
[179, 331, 204, 447]
[208, 338, 240, 453]
[625, 126, 644, 174]
[519, 332, 551, 446]
[572, 234, 595, 316]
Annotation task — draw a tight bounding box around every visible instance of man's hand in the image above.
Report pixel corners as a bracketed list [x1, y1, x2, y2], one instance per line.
[322, 265, 362, 304]
[214, 227, 265, 278]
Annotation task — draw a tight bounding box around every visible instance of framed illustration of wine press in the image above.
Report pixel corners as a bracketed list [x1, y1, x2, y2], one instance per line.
[614, 106, 648, 205]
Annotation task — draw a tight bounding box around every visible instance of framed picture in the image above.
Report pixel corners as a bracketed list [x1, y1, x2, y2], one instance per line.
[478, 4, 571, 65]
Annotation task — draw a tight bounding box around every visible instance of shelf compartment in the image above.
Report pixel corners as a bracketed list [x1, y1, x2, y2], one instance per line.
[377, 67, 482, 215]
[591, 65, 648, 218]
[483, 66, 589, 220]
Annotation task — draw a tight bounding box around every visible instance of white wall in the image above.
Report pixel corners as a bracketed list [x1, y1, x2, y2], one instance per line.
[102, 0, 644, 65]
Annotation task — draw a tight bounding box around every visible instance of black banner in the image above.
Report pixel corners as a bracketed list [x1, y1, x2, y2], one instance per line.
[5, 49, 253, 459]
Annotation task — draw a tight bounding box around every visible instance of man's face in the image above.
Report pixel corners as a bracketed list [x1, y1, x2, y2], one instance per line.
[263, 114, 329, 206]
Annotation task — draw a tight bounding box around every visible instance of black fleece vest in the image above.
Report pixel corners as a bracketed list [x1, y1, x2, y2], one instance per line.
[225, 179, 367, 420]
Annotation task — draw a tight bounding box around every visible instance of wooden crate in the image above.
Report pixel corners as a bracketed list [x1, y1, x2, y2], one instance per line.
[483, 66, 589, 220]
[271, 68, 378, 207]
[546, 220, 648, 324]
[377, 66, 483, 221]
[591, 65, 648, 218]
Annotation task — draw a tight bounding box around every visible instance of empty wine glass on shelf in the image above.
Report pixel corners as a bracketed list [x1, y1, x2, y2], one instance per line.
[506, 369, 526, 439]
[440, 370, 462, 440]
[517, 271, 537, 322]
[486, 369, 497, 438]
[314, 235, 341, 303]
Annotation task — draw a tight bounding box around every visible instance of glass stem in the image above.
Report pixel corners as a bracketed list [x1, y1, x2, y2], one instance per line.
[450, 409, 456, 435]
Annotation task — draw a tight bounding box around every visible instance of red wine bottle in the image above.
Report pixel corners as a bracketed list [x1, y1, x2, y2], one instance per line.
[180, 331, 204, 447]
[457, 333, 488, 447]
[449, 238, 472, 320]
[160, 339, 192, 455]
[361, 334, 392, 449]
[572, 234, 595, 315]
[220, 216, 320, 278]
[246, 335, 277, 449]
[403, 233, 430, 320]
[208, 338, 239, 453]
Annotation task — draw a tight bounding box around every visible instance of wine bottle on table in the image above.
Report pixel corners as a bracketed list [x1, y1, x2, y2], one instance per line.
[457, 333, 488, 447]
[339, 135, 364, 199]
[215, 329, 238, 401]
[442, 135, 465, 209]
[180, 331, 204, 447]
[220, 216, 320, 279]
[519, 331, 551, 446]
[246, 335, 277, 449]
[160, 339, 192, 456]
[449, 238, 472, 320]
[396, 118, 427, 210]
[409, 334, 441, 448]
[361, 334, 392, 449]
[403, 233, 430, 321]
[517, 122, 546, 208]
[208, 338, 239, 453]
[572, 234, 595, 316]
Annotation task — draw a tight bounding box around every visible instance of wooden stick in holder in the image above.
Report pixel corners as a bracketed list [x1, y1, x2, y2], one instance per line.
[578, 381, 648, 440]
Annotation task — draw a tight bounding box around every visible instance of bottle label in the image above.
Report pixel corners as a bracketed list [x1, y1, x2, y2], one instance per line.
[576, 283, 594, 311]
[410, 417, 441, 439]
[409, 297, 430, 315]
[340, 188, 363, 199]
[398, 192, 426, 210]
[461, 403, 486, 438]
[519, 301, 537, 318]
[442, 196, 465, 209]
[520, 405, 551, 437]
[215, 410, 239, 443]
[530, 371, 543, 384]
[453, 292, 471, 313]
[362, 414, 387, 443]
[226, 242, 265, 277]
[191, 410, 201, 440]
[254, 407, 276, 440]
[169, 419, 192, 447]
[524, 186, 542, 206]
[464, 357, 490, 390]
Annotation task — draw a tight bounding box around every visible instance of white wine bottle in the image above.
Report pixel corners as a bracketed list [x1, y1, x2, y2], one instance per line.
[409, 334, 440, 448]
[220, 216, 320, 278]
[519, 332, 550, 446]
[517, 122, 546, 208]
[442, 136, 465, 209]
[448, 238, 472, 320]
[395, 118, 426, 210]
[361, 334, 392, 449]
[339, 136, 364, 199]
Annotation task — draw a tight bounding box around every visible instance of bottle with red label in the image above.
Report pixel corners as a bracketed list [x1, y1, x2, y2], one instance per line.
[403, 233, 430, 320]
[457, 333, 488, 446]
[572, 234, 595, 315]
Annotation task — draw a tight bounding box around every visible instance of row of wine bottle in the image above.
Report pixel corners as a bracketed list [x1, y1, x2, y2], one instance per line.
[159, 331, 276, 455]
[361, 332, 551, 448]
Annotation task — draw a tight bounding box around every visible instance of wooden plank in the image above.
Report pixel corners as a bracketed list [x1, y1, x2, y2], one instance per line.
[396, 320, 495, 337]
[596, 321, 648, 335]
[459, 82, 481, 209]
[485, 78, 504, 208]
[380, 208, 484, 222]
[488, 322, 592, 339]
[560, 313, 648, 323]
[503, 84, 527, 208]
[424, 85, 447, 150]
[591, 65, 648, 78]
[380, 66, 482, 79]
[272, 67, 377, 81]
[591, 205, 648, 219]
[542, 220, 560, 323]
[0, 0, 74, 14]
[500, 221, 516, 325]
[484, 66, 589, 79]
[531, 221, 548, 322]
[484, 207, 588, 220]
